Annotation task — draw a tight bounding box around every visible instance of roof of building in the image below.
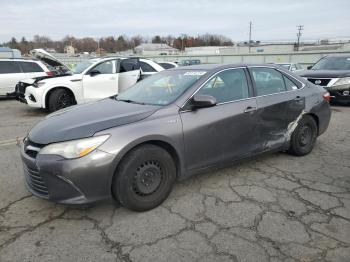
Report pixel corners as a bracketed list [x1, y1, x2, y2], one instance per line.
[0, 47, 12, 52]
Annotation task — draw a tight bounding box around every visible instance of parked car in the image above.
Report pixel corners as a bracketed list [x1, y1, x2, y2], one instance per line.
[0, 49, 71, 97]
[20, 64, 331, 211]
[139, 59, 164, 79]
[157, 61, 179, 69]
[15, 56, 163, 112]
[298, 54, 350, 104]
[275, 62, 303, 72]
[179, 59, 201, 66]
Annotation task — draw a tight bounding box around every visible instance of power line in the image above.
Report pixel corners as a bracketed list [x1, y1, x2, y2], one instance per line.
[296, 25, 304, 51]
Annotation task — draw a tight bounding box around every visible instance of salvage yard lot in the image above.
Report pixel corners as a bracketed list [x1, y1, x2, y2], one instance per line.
[0, 99, 349, 262]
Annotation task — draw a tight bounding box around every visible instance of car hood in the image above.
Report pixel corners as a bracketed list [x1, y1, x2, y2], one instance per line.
[20, 74, 78, 85]
[28, 98, 160, 144]
[30, 49, 72, 75]
[37, 74, 82, 85]
[297, 70, 350, 78]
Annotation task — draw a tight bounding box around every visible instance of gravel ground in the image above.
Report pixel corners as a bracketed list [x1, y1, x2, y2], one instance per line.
[0, 100, 349, 262]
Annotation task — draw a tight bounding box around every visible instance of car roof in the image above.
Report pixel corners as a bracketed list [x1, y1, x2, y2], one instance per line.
[0, 58, 40, 62]
[89, 57, 152, 62]
[171, 63, 283, 71]
[325, 53, 350, 58]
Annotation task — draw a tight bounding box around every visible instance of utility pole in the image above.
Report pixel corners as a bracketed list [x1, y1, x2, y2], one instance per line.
[296, 25, 304, 51]
[181, 35, 185, 54]
[96, 38, 100, 57]
[248, 21, 252, 53]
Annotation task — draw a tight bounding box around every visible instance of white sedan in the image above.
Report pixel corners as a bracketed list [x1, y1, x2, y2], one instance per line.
[16, 57, 163, 112]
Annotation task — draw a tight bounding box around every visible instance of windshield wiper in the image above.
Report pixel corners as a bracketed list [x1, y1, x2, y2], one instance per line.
[116, 98, 146, 105]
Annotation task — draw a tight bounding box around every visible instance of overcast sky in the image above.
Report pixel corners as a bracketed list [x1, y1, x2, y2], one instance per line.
[1, 0, 350, 42]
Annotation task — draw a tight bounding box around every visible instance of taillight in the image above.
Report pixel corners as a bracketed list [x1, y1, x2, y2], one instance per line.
[323, 92, 331, 102]
[46, 71, 54, 76]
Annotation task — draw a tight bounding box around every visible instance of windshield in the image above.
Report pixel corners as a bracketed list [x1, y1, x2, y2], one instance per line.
[72, 60, 94, 74]
[117, 70, 207, 106]
[312, 56, 350, 70]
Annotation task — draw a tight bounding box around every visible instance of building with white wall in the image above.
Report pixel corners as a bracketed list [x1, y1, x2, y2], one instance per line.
[64, 45, 76, 54]
[134, 43, 179, 55]
[0, 47, 21, 58]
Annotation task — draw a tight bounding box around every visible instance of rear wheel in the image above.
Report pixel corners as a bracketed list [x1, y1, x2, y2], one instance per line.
[47, 88, 75, 112]
[287, 115, 317, 156]
[112, 144, 176, 211]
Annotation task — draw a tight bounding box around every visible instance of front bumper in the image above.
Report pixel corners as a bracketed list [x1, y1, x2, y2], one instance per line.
[15, 83, 44, 108]
[20, 141, 116, 204]
[327, 89, 350, 104]
[14, 82, 27, 103]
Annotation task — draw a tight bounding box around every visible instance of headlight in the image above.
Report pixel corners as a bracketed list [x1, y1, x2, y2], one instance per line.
[332, 77, 350, 87]
[33, 81, 46, 88]
[39, 135, 110, 159]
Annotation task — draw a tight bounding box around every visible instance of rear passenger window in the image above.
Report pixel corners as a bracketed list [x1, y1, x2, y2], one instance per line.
[283, 75, 299, 91]
[251, 68, 286, 96]
[140, 61, 156, 72]
[120, 59, 140, 72]
[197, 69, 249, 103]
[19, 62, 44, 73]
[0, 61, 21, 74]
[159, 63, 174, 69]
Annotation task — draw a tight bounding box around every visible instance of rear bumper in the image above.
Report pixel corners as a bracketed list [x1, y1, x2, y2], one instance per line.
[310, 97, 331, 137]
[20, 142, 116, 204]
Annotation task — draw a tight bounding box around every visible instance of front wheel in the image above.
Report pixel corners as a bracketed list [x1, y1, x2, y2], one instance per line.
[112, 144, 176, 211]
[287, 115, 318, 156]
[48, 88, 75, 112]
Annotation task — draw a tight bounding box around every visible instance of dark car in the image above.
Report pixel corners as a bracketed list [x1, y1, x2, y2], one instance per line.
[299, 54, 350, 104]
[179, 59, 201, 66]
[20, 64, 331, 211]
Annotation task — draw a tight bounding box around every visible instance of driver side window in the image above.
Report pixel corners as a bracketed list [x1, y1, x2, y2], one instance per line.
[197, 69, 249, 103]
[91, 60, 114, 74]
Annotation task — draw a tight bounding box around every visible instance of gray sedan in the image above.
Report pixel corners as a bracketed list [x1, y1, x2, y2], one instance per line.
[21, 64, 331, 211]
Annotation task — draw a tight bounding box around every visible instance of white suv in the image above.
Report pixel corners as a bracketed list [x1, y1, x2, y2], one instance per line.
[0, 59, 53, 96]
[16, 57, 163, 112]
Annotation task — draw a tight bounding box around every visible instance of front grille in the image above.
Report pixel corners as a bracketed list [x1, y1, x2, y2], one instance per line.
[15, 82, 26, 95]
[307, 78, 331, 86]
[24, 139, 44, 159]
[24, 165, 49, 197]
[19, 82, 26, 93]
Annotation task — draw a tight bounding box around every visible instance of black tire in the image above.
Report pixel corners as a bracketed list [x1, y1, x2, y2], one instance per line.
[288, 115, 318, 156]
[112, 144, 176, 211]
[48, 88, 75, 112]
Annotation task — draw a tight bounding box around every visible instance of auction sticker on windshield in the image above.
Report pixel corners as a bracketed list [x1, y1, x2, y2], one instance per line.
[184, 71, 207, 76]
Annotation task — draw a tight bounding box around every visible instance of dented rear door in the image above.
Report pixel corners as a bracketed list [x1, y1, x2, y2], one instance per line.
[249, 67, 304, 151]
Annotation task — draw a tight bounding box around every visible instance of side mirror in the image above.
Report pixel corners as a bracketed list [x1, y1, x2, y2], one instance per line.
[307, 65, 313, 70]
[190, 94, 216, 109]
[89, 70, 101, 77]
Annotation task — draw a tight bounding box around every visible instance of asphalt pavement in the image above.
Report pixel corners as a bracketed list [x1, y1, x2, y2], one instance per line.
[0, 100, 349, 262]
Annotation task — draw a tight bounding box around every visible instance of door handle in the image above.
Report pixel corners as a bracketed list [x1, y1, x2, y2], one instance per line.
[244, 106, 257, 113]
